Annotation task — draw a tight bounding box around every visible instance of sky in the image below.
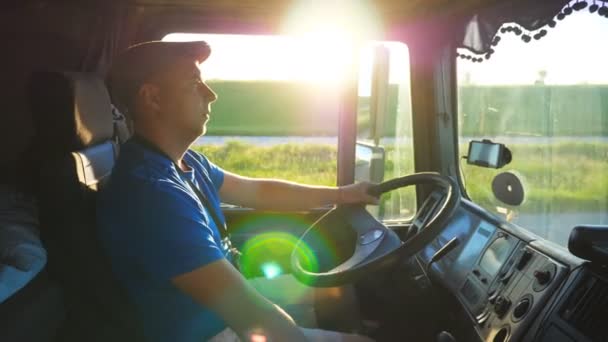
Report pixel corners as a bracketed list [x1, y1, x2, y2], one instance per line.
[164, 6, 608, 87]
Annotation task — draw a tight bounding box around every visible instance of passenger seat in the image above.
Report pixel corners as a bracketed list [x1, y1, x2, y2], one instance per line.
[28, 71, 141, 342]
[0, 184, 63, 342]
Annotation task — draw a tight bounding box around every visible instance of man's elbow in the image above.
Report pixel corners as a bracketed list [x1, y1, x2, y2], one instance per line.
[228, 303, 307, 342]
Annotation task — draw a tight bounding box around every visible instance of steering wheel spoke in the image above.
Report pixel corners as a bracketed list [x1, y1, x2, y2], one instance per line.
[330, 234, 384, 273]
[408, 189, 448, 238]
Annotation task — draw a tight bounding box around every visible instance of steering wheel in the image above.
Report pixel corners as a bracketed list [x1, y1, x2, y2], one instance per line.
[291, 172, 460, 287]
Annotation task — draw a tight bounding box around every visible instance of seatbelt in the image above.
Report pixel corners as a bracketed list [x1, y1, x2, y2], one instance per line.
[110, 104, 132, 158]
[175, 168, 228, 240]
[176, 168, 241, 267]
[131, 135, 240, 265]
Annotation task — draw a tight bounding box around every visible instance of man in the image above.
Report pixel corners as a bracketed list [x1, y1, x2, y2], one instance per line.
[98, 40, 377, 342]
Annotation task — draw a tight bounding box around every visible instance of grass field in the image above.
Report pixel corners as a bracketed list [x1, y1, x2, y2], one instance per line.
[194, 141, 338, 185]
[461, 142, 608, 213]
[193, 141, 608, 214]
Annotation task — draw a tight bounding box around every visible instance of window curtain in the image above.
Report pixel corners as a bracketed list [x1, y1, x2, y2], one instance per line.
[456, 0, 608, 60]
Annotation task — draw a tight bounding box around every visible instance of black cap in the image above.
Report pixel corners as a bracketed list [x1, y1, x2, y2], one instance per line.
[107, 40, 211, 115]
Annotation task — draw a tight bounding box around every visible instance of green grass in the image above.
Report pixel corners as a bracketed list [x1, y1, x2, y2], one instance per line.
[193, 141, 608, 214]
[194, 141, 338, 186]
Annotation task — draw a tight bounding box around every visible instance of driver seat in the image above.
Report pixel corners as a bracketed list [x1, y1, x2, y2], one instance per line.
[28, 71, 143, 341]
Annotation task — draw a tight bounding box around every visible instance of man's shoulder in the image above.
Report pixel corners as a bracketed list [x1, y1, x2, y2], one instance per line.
[112, 141, 175, 183]
[185, 149, 209, 167]
[97, 166, 197, 231]
[185, 149, 217, 176]
[100, 146, 188, 207]
[103, 165, 187, 203]
[185, 149, 224, 180]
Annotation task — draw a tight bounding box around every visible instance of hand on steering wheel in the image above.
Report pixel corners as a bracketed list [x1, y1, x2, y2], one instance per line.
[291, 172, 460, 287]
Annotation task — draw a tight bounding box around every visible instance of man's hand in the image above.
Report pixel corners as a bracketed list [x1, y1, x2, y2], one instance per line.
[338, 182, 379, 205]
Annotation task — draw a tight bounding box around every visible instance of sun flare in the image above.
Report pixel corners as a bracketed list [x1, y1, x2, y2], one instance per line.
[164, 1, 383, 87]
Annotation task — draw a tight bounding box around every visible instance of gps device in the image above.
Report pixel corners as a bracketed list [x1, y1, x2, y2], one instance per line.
[467, 139, 512, 168]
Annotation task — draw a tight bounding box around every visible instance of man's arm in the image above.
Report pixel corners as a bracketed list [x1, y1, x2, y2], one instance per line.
[172, 259, 307, 341]
[219, 171, 378, 211]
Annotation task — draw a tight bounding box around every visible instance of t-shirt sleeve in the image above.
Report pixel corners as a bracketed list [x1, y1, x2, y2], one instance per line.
[128, 181, 225, 281]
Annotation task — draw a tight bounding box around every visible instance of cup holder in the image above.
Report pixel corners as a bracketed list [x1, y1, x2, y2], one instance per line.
[493, 326, 510, 342]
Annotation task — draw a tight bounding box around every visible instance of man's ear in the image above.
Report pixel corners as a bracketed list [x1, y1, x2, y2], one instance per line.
[138, 83, 162, 114]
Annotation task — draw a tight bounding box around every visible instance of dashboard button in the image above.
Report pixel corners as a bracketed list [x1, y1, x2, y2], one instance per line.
[534, 270, 551, 285]
[493, 295, 512, 318]
[477, 309, 490, 325]
[516, 250, 533, 270]
[512, 296, 533, 321]
[533, 263, 557, 292]
[500, 268, 514, 285]
[488, 290, 499, 304]
[359, 229, 384, 245]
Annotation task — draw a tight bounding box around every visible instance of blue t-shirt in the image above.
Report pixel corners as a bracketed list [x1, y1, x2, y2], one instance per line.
[97, 138, 231, 341]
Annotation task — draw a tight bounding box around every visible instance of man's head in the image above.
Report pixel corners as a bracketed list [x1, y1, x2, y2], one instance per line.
[108, 41, 217, 140]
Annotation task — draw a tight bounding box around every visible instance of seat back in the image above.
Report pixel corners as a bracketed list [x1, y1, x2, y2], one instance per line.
[28, 71, 142, 342]
[0, 185, 64, 342]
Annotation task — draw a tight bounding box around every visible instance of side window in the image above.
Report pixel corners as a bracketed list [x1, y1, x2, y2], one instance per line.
[164, 34, 342, 188]
[457, 10, 608, 247]
[356, 42, 415, 222]
[165, 34, 416, 219]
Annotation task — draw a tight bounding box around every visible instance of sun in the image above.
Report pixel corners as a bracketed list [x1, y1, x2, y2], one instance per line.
[280, 0, 382, 85]
[290, 26, 357, 85]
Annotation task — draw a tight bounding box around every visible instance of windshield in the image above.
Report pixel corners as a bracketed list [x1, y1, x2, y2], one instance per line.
[457, 8, 608, 247]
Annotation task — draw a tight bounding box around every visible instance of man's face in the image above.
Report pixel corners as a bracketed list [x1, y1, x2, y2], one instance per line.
[153, 57, 217, 138]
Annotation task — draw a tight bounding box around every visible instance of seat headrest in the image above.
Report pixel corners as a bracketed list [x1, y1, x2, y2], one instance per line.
[28, 72, 114, 153]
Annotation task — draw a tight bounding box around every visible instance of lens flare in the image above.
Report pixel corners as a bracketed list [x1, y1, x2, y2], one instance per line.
[234, 214, 345, 292]
[239, 231, 319, 278]
[260, 262, 282, 279]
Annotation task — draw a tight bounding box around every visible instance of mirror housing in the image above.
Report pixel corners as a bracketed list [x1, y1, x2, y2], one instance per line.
[369, 45, 390, 145]
[355, 142, 385, 184]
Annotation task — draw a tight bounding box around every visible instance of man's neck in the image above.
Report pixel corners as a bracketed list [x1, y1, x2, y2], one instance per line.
[134, 127, 192, 170]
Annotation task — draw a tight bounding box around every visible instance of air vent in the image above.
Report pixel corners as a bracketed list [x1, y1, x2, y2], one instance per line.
[560, 274, 608, 341]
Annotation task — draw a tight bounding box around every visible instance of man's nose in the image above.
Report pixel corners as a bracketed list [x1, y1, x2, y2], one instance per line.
[199, 83, 217, 103]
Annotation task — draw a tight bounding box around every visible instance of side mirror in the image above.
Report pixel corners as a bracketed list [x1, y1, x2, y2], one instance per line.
[355, 45, 389, 184]
[355, 141, 385, 183]
[369, 45, 390, 145]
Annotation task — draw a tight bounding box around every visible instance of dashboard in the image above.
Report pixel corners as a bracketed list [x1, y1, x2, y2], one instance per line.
[415, 198, 607, 342]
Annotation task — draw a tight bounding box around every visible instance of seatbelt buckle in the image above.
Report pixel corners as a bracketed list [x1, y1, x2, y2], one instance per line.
[221, 236, 242, 270]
